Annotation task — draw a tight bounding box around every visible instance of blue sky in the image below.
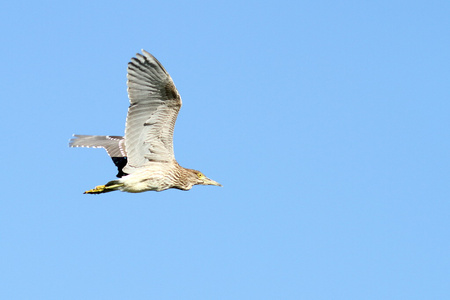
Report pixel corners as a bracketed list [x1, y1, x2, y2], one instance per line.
[1, 0, 449, 299]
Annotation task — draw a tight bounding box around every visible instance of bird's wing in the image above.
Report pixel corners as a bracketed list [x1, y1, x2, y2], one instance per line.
[123, 50, 182, 174]
[69, 135, 128, 178]
[69, 135, 126, 157]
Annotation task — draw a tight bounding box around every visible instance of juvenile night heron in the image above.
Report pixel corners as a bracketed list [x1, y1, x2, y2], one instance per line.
[70, 50, 221, 194]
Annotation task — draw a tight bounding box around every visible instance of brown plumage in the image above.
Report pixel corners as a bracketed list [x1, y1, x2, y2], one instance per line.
[70, 50, 221, 194]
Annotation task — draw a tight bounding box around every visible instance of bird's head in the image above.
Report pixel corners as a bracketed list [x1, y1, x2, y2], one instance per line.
[189, 169, 222, 187]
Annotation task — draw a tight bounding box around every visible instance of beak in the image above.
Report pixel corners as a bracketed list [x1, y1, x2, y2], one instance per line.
[204, 178, 222, 187]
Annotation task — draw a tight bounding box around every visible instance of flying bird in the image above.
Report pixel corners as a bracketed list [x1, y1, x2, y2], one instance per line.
[70, 50, 221, 194]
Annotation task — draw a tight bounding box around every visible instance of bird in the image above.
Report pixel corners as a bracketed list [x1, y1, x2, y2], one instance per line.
[69, 50, 221, 194]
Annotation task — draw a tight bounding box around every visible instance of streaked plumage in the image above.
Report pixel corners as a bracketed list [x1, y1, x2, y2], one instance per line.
[70, 50, 221, 194]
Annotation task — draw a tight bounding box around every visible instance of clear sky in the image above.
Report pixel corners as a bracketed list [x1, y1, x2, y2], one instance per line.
[1, 0, 449, 299]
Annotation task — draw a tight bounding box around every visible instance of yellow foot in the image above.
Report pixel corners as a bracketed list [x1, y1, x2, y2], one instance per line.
[84, 185, 106, 194]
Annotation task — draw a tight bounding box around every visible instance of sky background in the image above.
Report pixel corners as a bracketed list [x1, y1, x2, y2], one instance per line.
[1, 1, 449, 299]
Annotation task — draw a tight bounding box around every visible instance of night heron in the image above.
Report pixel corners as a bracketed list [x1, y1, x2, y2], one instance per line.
[70, 50, 221, 194]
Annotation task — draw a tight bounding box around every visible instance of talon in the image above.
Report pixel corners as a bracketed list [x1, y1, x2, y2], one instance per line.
[84, 185, 106, 194]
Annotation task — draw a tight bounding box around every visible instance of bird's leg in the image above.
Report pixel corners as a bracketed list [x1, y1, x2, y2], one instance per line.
[84, 180, 123, 194]
[84, 185, 108, 194]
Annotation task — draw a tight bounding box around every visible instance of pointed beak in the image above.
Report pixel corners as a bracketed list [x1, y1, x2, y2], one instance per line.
[204, 178, 222, 187]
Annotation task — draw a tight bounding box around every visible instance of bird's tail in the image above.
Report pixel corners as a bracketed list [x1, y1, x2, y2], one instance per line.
[84, 180, 123, 194]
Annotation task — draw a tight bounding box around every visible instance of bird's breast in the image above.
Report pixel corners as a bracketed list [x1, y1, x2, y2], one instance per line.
[118, 166, 174, 192]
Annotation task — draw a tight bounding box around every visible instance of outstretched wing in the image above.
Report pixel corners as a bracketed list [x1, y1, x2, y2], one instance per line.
[69, 135, 128, 177]
[123, 50, 182, 174]
[69, 135, 126, 157]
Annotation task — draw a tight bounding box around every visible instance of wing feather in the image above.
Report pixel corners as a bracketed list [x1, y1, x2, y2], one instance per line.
[69, 135, 126, 157]
[123, 50, 181, 174]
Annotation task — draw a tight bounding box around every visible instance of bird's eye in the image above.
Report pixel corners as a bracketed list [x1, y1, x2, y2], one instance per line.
[197, 172, 205, 178]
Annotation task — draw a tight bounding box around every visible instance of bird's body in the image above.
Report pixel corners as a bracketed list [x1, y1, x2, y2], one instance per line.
[70, 50, 220, 194]
[108, 163, 204, 193]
